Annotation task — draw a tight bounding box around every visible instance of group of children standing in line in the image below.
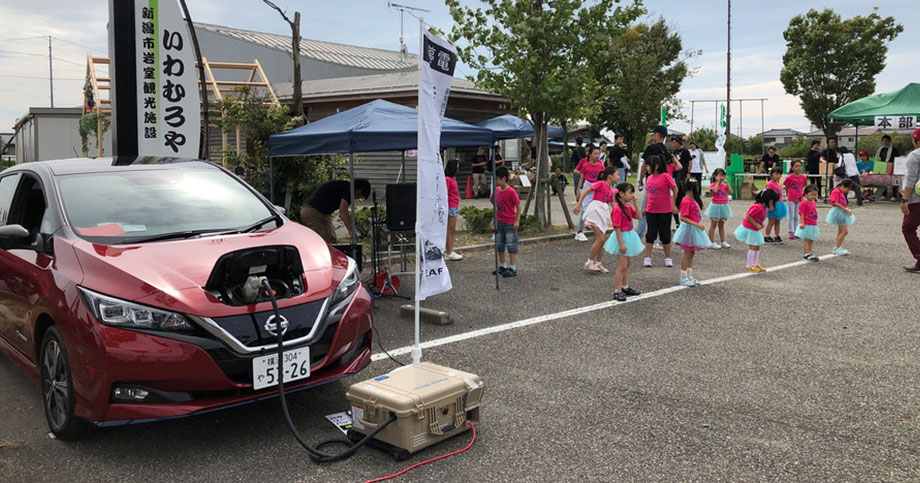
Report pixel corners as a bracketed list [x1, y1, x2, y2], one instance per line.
[442, 139, 859, 295]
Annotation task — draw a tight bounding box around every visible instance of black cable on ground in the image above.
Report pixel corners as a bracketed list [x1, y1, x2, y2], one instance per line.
[374, 325, 406, 367]
[262, 280, 396, 463]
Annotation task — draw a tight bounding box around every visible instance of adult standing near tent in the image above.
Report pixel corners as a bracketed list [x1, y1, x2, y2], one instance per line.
[836, 146, 863, 206]
[471, 147, 488, 197]
[670, 136, 691, 184]
[687, 141, 708, 185]
[874, 135, 901, 201]
[901, 128, 920, 273]
[300, 179, 371, 243]
[806, 140, 823, 195]
[636, 126, 671, 239]
[759, 145, 781, 174]
[571, 137, 587, 200]
[820, 137, 840, 200]
[610, 134, 629, 183]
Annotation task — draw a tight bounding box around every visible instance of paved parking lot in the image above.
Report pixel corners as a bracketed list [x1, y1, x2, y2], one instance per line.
[2, 200, 919, 482]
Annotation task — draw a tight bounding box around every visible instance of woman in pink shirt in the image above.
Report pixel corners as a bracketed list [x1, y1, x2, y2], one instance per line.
[672, 179, 712, 286]
[826, 178, 857, 256]
[574, 167, 620, 273]
[641, 155, 678, 268]
[783, 160, 808, 240]
[794, 184, 821, 262]
[444, 160, 463, 261]
[604, 182, 644, 301]
[734, 188, 779, 273]
[763, 167, 788, 243]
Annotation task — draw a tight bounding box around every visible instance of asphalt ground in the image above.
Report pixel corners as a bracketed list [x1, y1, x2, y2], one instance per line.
[2, 199, 919, 482]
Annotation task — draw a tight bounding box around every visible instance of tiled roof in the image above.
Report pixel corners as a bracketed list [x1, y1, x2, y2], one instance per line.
[195, 22, 416, 71]
[758, 128, 806, 137]
[274, 70, 504, 100]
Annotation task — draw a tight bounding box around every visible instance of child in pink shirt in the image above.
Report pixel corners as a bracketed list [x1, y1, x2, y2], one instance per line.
[490, 167, 521, 277]
[706, 168, 733, 248]
[604, 182, 644, 301]
[794, 184, 821, 262]
[641, 155, 678, 268]
[734, 189, 779, 272]
[826, 178, 857, 256]
[672, 179, 712, 286]
[783, 160, 808, 240]
[763, 167, 787, 243]
[573, 167, 620, 273]
[444, 160, 463, 261]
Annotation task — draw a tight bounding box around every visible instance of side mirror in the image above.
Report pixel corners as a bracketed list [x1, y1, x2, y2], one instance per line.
[0, 224, 30, 240]
[274, 205, 287, 216]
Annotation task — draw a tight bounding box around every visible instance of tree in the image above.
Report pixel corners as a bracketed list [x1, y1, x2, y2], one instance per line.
[689, 127, 718, 151]
[590, 19, 693, 160]
[263, 1, 304, 121]
[778, 136, 812, 159]
[780, 9, 902, 138]
[447, 0, 643, 230]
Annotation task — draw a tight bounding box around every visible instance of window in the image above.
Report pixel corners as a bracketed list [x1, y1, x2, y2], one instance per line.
[0, 173, 21, 225]
[8, 175, 47, 239]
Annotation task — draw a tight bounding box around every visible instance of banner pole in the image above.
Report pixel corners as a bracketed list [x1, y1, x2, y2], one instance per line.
[492, 145, 500, 290]
[411, 17, 425, 366]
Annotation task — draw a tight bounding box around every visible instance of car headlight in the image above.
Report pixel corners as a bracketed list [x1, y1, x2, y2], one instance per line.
[79, 287, 193, 331]
[330, 257, 360, 305]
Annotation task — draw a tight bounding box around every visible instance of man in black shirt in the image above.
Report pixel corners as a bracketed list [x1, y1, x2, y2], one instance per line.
[820, 137, 839, 200]
[670, 136, 691, 183]
[759, 145, 780, 174]
[570, 137, 586, 199]
[639, 126, 670, 187]
[493, 145, 504, 170]
[300, 179, 371, 243]
[609, 134, 629, 182]
[471, 147, 488, 197]
[805, 139, 822, 195]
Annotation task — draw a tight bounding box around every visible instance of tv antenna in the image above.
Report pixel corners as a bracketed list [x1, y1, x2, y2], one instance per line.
[388, 2, 429, 61]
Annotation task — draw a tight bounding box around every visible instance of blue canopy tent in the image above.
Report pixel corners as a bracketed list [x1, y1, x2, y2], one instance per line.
[266, 99, 495, 264]
[472, 114, 565, 141]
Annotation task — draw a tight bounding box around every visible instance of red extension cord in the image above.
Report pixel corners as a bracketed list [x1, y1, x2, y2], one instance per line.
[363, 421, 477, 483]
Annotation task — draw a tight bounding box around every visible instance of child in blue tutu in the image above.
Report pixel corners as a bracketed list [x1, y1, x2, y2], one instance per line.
[674, 179, 711, 286]
[763, 167, 787, 243]
[706, 168, 733, 249]
[827, 178, 857, 256]
[795, 184, 820, 262]
[605, 182, 644, 302]
[734, 189, 779, 272]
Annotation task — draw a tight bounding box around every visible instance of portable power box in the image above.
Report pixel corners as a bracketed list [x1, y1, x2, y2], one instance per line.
[345, 362, 483, 460]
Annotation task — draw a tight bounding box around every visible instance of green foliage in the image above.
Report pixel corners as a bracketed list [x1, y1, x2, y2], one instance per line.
[447, 0, 643, 229]
[689, 127, 717, 151]
[858, 132, 913, 160]
[778, 137, 813, 159]
[77, 112, 110, 157]
[780, 9, 902, 137]
[459, 206, 494, 235]
[590, 18, 694, 159]
[214, 87, 346, 221]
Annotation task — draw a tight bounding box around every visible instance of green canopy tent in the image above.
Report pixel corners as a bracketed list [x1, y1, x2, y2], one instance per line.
[829, 82, 920, 126]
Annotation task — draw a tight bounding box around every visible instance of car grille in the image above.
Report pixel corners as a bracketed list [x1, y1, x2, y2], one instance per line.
[208, 299, 326, 348]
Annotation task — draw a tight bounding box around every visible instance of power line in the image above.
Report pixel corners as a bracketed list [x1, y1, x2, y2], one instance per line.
[0, 49, 46, 58]
[52, 36, 106, 54]
[0, 36, 46, 42]
[0, 74, 84, 81]
[53, 56, 83, 67]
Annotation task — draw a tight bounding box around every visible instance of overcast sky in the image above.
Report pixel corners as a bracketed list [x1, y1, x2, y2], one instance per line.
[0, 0, 915, 138]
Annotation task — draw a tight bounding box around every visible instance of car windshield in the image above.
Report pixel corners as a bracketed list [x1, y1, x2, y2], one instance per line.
[58, 167, 275, 244]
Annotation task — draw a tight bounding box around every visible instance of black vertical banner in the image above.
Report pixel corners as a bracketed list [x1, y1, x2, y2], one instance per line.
[109, 0, 138, 159]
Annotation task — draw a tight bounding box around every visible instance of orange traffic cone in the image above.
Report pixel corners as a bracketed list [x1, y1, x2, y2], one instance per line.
[464, 175, 473, 199]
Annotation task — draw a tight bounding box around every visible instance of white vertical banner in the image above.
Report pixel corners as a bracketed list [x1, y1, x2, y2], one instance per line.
[134, 0, 200, 158]
[415, 26, 456, 301]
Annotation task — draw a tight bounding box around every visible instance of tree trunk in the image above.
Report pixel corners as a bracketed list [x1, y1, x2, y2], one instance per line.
[532, 111, 547, 231]
[561, 119, 568, 171]
[291, 12, 304, 120]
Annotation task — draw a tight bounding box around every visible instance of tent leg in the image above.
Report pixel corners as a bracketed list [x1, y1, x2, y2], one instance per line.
[349, 153, 357, 253]
[491, 146, 500, 291]
[269, 156, 275, 203]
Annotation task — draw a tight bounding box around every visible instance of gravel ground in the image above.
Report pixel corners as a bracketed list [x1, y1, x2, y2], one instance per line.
[1, 199, 919, 482]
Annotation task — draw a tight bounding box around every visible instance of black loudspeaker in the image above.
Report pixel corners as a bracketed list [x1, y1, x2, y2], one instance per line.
[386, 183, 416, 231]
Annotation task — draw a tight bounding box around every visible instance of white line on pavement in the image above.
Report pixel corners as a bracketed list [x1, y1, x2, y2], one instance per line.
[371, 253, 838, 361]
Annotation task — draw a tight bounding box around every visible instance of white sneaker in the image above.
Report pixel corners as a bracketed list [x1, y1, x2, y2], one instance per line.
[710, 242, 721, 250]
[643, 257, 652, 267]
[574, 232, 589, 242]
[585, 261, 601, 272]
[596, 263, 610, 274]
[721, 241, 731, 249]
[445, 252, 464, 261]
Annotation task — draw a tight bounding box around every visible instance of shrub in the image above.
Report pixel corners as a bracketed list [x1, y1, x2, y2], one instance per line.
[459, 206, 494, 234]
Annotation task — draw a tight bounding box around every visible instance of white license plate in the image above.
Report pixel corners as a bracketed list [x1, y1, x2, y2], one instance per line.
[252, 347, 311, 390]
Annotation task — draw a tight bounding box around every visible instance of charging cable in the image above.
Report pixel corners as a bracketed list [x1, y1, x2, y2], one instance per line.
[262, 279, 396, 463]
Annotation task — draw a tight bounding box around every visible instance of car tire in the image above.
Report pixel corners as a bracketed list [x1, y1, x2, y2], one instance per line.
[40, 326, 88, 440]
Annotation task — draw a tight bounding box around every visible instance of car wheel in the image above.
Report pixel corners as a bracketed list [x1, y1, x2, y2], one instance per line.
[40, 326, 88, 440]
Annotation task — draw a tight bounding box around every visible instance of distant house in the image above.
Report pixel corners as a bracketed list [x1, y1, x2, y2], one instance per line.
[805, 127, 881, 149]
[757, 128, 806, 149]
[1, 132, 15, 166]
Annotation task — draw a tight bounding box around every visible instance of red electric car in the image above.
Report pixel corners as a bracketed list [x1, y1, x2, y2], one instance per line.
[0, 157, 372, 439]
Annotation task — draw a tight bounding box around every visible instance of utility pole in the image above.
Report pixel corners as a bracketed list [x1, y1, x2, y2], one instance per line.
[48, 35, 54, 107]
[725, 0, 731, 141]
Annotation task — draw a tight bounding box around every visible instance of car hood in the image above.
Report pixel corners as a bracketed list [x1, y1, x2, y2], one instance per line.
[72, 221, 341, 313]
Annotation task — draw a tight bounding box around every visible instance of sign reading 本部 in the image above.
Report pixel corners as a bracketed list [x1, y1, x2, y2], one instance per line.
[875, 115, 916, 131]
[125, 0, 200, 158]
[415, 27, 457, 300]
